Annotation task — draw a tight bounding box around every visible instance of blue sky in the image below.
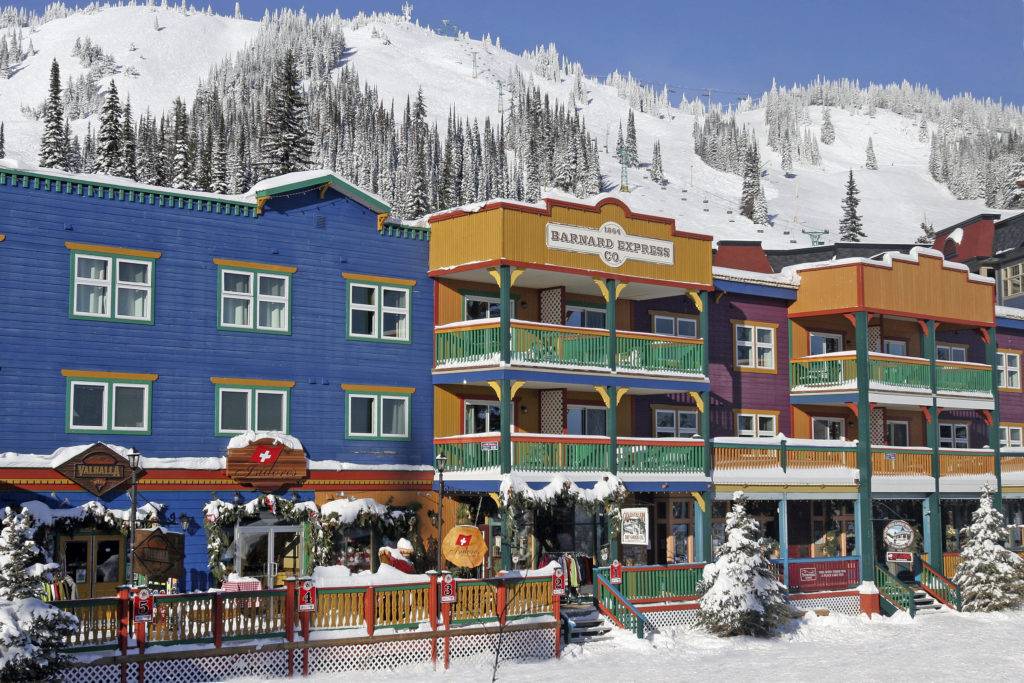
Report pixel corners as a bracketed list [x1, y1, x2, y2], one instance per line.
[23, 1, 1024, 106]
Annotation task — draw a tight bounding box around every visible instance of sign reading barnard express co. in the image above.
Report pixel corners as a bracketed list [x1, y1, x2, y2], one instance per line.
[545, 221, 674, 268]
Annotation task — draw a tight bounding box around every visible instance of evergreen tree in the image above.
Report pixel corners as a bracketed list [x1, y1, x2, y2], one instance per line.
[170, 98, 191, 190]
[119, 98, 136, 180]
[821, 107, 835, 145]
[781, 131, 793, 176]
[839, 170, 865, 241]
[918, 118, 929, 143]
[648, 140, 664, 184]
[260, 49, 312, 177]
[38, 59, 66, 169]
[0, 507, 78, 682]
[752, 185, 769, 225]
[96, 80, 122, 175]
[211, 119, 229, 194]
[696, 493, 790, 637]
[625, 109, 639, 167]
[953, 487, 1024, 611]
[0, 122, 4, 158]
[915, 219, 936, 246]
[865, 136, 878, 170]
[739, 142, 761, 219]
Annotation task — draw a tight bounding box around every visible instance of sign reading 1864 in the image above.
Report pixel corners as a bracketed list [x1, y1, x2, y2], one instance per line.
[546, 221, 674, 268]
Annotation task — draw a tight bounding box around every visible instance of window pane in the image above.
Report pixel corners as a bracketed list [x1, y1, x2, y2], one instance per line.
[76, 283, 108, 315]
[951, 347, 966, 362]
[259, 301, 286, 329]
[382, 288, 406, 309]
[756, 328, 773, 344]
[117, 287, 148, 318]
[350, 309, 375, 336]
[466, 298, 499, 320]
[382, 312, 407, 339]
[656, 410, 676, 430]
[654, 317, 675, 336]
[677, 319, 697, 338]
[118, 261, 149, 284]
[936, 346, 950, 361]
[113, 385, 146, 429]
[737, 415, 753, 434]
[72, 384, 105, 428]
[351, 285, 376, 306]
[583, 310, 606, 329]
[756, 345, 773, 368]
[381, 397, 407, 437]
[758, 415, 776, 435]
[566, 408, 583, 435]
[585, 409, 606, 436]
[736, 346, 752, 366]
[736, 326, 752, 342]
[77, 256, 108, 280]
[256, 392, 284, 431]
[220, 390, 249, 432]
[678, 411, 698, 433]
[349, 396, 375, 435]
[466, 403, 498, 433]
[222, 297, 251, 326]
[223, 272, 251, 294]
[259, 275, 286, 297]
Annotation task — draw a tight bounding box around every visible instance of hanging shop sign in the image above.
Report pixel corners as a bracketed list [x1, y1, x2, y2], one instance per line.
[133, 528, 185, 580]
[882, 520, 916, 550]
[440, 574, 457, 604]
[546, 221, 674, 269]
[55, 443, 133, 496]
[620, 507, 650, 546]
[609, 559, 623, 585]
[442, 525, 488, 567]
[886, 551, 914, 563]
[133, 588, 154, 623]
[298, 578, 317, 612]
[226, 438, 307, 493]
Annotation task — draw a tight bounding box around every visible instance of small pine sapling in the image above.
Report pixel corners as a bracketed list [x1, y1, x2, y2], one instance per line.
[953, 486, 1024, 611]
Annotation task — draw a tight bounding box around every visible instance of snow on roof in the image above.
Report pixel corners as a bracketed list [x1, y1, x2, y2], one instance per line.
[319, 496, 389, 524]
[780, 245, 993, 284]
[712, 265, 800, 288]
[499, 472, 624, 502]
[996, 305, 1024, 320]
[226, 430, 304, 451]
[242, 169, 390, 214]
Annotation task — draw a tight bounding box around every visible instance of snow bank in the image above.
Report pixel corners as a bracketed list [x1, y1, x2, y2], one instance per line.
[311, 563, 430, 588]
[226, 431, 304, 451]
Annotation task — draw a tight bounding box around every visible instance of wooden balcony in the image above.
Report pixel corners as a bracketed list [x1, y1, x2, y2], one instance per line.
[790, 352, 993, 399]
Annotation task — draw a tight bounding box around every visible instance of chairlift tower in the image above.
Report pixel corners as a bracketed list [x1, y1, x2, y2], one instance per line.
[497, 80, 504, 115]
[617, 146, 629, 192]
[802, 228, 829, 246]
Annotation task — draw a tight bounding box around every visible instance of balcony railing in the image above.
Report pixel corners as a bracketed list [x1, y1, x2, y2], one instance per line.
[712, 438, 857, 471]
[791, 352, 993, 398]
[871, 447, 932, 476]
[616, 438, 705, 473]
[434, 320, 704, 377]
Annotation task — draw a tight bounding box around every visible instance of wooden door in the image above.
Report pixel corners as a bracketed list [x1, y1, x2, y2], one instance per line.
[59, 534, 123, 598]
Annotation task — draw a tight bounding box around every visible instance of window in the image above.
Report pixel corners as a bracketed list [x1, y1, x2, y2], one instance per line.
[736, 411, 777, 437]
[218, 262, 293, 334]
[733, 321, 776, 371]
[883, 339, 908, 356]
[212, 378, 293, 435]
[465, 295, 501, 320]
[885, 421, 910, 446]
[70, 247, 156, 323]
[344, 386, 413, 440]
[936, 344, 967, 362]
[567, 406, 607, 436]
[812, 417, 846, 441]
[654, 408, 699, 437]
[346, 276, 412, 342]
[465, 401, 501, 434]
[566, 305, 606, 329]
[809, 332, 842, 355]
[652, 313, 698, 338]
[939, 422, 969, 449]
[998, 350, 1021, 390]
[1001, 425, 1024, 448]
[1003, 263, 1024, 299]
[64, 370, 154, 434]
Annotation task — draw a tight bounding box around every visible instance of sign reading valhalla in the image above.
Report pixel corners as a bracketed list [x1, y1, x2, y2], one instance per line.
[546, 221, 674, 268]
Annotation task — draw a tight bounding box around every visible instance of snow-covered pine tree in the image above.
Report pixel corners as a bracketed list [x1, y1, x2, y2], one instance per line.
[839, 170, 865, 241]
[953, 486, 1024, 611]
[649, 140, 664, 184]
[820, 107, 835, 144]
[260, 49, 312, 178]
[39, 59, 66, 169]
[119, 97, 136, 180]
[170, 97, 191, 190]
[753, 185, 769, 225]
[211, 119, 228, 194]
[625, 109, 639, 167]
[96, 80, 122, 175]
[865, 136, 877, 170]
[781, 130, 793, 176]
[0, 121, 4, 158]
[739, 142, 761, 220]
[0, 507, 78, 682]
[918, 117, 929, 143]
[696, 492, 790, 637]
[915, 219, 936, 246]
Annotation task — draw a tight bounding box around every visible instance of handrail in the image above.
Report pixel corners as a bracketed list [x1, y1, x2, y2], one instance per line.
[919, 558, 961, 611]
[595, 563, 705, 601]
[875, 563, 916, 617]
[593, 572, 655, 639]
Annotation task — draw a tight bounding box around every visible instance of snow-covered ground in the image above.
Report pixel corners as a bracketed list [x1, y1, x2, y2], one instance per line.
[227, 610, 1024, 682]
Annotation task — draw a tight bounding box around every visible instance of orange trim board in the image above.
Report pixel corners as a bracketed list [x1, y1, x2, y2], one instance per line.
[62, 369, 158, 381]
[210, 377, 295, 388]
[342, 272, 416, 287]
[65, 241, 162, 259]
[341, 384, 416, 394]
[212, 258, 297, 274]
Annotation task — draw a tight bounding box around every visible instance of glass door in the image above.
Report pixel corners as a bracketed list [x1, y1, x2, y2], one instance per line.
[236, 525, 304, 588]
[59, 534, 123, 598]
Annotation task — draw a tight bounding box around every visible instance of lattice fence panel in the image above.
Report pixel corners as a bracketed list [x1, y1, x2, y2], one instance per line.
[145, 650, 289, 683]
[790, 594, 861, 616]
[870, 407, 885, 445]
[539, 389, 565, 434]
[539, 287, 565, 325]
[308, 639, 433, 674]
[868, 327, 881, 352]
[447, 626, 555, 672]
[64, 662, 134, 683]
[642, 608, 701, 629]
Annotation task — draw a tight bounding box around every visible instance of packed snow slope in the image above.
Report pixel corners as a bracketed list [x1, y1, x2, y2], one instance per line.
[0, 4, 995, 247]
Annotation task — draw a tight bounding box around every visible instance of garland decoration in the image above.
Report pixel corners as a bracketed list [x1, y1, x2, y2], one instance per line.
[25, 500, 165, 558]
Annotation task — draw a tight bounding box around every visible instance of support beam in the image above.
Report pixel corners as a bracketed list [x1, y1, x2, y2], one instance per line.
[605, 278, 618, 372]
[694, 495, 712, 563]
[925, 319, 942, 563]
[987, 326, 1003, 509]
[607, 386, 618, 475]
[778, 498, 790, 590]
[499, 265, 511, 366]
[854, 311, 875, 583]
[500, 376, 513, 571]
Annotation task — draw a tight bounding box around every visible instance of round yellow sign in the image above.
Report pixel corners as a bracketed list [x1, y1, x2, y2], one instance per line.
[442, 525, 488, 567]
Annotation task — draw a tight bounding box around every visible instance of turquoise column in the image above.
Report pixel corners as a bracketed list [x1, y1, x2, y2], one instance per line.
[778, 497, 790, 589]
[987, 326, 1003, 510]
[924, 319, 942, 564]
[854, 311, 875, 581]
[499, 265, 513, 571]
[700, 291, 711, 478]
[605, 280, 619, 564]
[695, 496, 713, 563]
[606, 278, 618, 372]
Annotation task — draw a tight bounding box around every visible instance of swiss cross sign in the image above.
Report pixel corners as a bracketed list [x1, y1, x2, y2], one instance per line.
[552, 567, 566, 596]
[298, 579, 316, 612]
[440, 574, 457, 604]
[249, 444, 284, 464]
[133, 588, 154, 623]
[456, 534, 472, 548]
[609, 560, 623, 585]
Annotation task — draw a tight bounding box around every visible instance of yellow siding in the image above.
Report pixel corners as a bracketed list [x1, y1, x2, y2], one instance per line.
[789, 265, 860, 316]
[879, 319, 922, 356]
[428, 210, 503, 273]
[434, 387, 463, 437]
[861, 254, 994, 325]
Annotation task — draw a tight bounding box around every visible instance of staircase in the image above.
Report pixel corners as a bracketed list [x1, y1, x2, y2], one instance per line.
[561, 604, 614, 644]
[910, 585, 944, 614]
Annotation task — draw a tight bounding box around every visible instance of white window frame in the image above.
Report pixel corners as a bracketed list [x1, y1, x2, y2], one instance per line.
[736, 412, 776, 437]
[69, 378, 150, 433]
[1003, 263, 1024, 299]
[883, 339, 908, 356]
[655, 408, 700, 437]
[220, 268, 290, 333]
[935, 344, 967, 362]
[565, 305, 606, 330]
[464, 295, 501, 320]
[73, 253, 154, 322]
[809, 331, 843, 355]
[465, 401, 501, 434]
[567, 404, 607, 436]
[1000, 425, 1024, 448]
[734, 322, 776, 370]
[812, 416, 846, 441]
[346, 392, 410, 439]
[348, 281, 411, 341]
[998, 351, 1021, 390]
[217, 386, 288, 435]
[885, 420, 910, 447]
[939, 422, 969, 449]
[653, 314, 699, 339]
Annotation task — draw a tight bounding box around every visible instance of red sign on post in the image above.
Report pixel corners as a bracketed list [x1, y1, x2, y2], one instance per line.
[552, 567, 566, 596]
[440, 573, 457, 604]
[886, 551, 914, 563]
[609, 560, 623, 585]
[298, 579, 316, 612]
[133, 587, 154, 623]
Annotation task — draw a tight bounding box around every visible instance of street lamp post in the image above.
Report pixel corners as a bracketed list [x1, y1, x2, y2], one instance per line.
[436, 453, 447, 571]
[127, 448, 141, 585]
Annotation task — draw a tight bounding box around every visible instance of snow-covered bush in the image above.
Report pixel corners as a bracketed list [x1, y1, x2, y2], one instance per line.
[953, 487, 1024, 612]
[0, 507, 78, 682]
[696, 492, 790, 637]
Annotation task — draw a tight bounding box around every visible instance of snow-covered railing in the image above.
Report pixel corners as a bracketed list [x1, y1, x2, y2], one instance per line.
[712, 437, 856, 471]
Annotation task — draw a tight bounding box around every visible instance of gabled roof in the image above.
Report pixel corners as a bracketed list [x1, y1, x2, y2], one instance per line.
[244, 170, 390, 215]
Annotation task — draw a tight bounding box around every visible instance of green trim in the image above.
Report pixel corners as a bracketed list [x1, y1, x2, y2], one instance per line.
[215, 384, 291, 437]
[68, 250, 156, 325]
[345, 279, 413, 344]
[253, 173, 390, 215]
[216, 265, 292, 336]
[65, 375, 153, 435]
[344, 389, 411, 441]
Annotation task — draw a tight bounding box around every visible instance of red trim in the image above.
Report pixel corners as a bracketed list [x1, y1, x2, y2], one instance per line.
[918, 320, 929, 337]
[791, 306, 993, 327]
[979, 328, 991, 345]
[979, 409, 994, 427]
[620, 563, 705, 573]
[630, 596, 699, 604]
[430, 259, 713, 291]
[842, 313, 857, 328]
[920, 405, 933, 424]
[637, 603, 701, 613]
[845, 402, 859, 418]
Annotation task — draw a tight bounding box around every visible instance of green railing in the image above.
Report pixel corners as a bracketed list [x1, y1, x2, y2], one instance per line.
[875, 563, 916, 617]
[617, 439, 705, 473]
[791, 356, 856, 388]
[595, 563, 705, 601]
[434, 323, 499, 367]
[434, 437, 501, 471]
[615, 334, 703, 375]
[868, 357, 931, 390]
[594, 573, 655, 639]
[512, 437, 608, 471]
[936, 363, 993, 394]
[919, 558, 961, 611]
[511, 324, 608, 369]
